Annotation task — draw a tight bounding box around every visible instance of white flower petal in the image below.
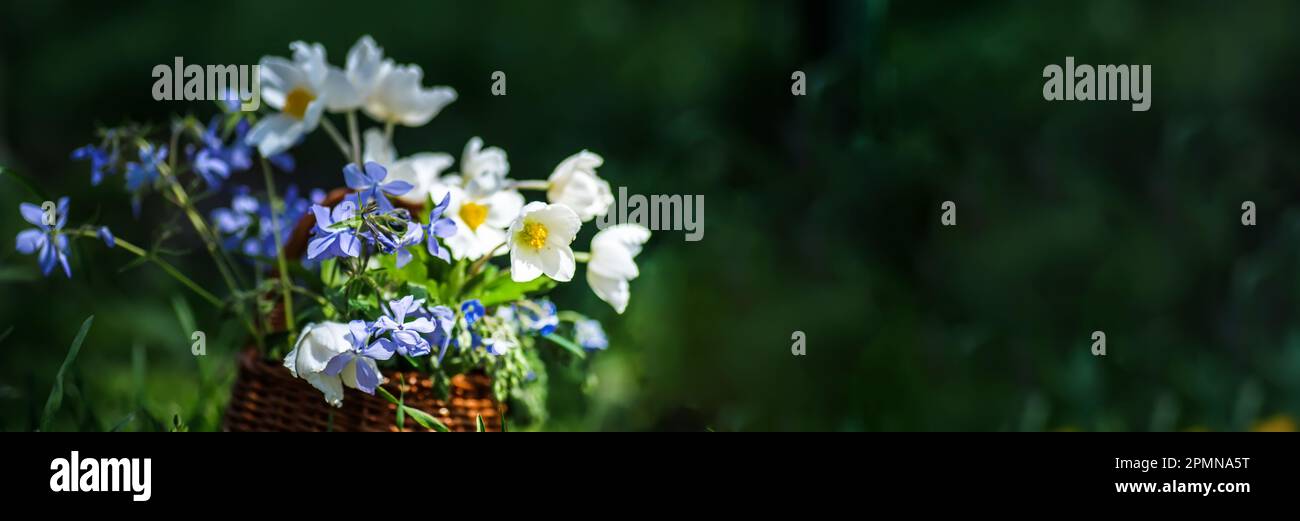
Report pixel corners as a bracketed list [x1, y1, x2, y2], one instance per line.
[364, 64, 457, 126]
[485, 189, 525, 228]
[540, 244, 575, 282]
[362, 128, 396, 165]
[246, 114, 304, 157]
[587, 270, 631, 314]
[323, 67, 362, 111]
[586, 224, 650, 314]
[346, 35, 388, 97]
[289, 41, 329, 89]
[258, 57, 303, 110]
[511, 247, 544, 282]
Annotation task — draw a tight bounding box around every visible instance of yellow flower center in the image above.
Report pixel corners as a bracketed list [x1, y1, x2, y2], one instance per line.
[283, 87, 316, 120]
[519, 220, 549, 250]
[458, 201, 489, 231]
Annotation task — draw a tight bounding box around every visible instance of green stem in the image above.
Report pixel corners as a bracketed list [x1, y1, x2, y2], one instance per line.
[347, 111, 364, 170]
[573, 251, 591, 262]
[82, 232, 222, 308]
[320, 118, 355, 162]
[154, 162, 261, 344]
[157, 163, 243, 291]
[512, 180, 550, 191]
[261, 157, 296, 339]
[468, 242, 507, 278]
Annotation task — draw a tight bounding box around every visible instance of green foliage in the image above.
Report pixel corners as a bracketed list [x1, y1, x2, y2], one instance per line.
[378, 386, 449, 432]
[40, 316, 94, 432]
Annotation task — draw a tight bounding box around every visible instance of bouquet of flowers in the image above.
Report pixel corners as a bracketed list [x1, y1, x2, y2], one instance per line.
[21, 36, 651, 431]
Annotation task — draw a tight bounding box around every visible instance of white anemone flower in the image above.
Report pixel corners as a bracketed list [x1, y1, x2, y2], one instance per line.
[282, 321, 377, 407]
[431, 180, 525, 261]
[362, 129, 454, 206]
[547, 150, 614, 222]
[587, 224, 651, 314]
[363, 62, 457, 127]
[247, 41, 343, 157]
[323, 35, 399, 112]
[507, 202, 581, 283]
[459, 137, 510, 198]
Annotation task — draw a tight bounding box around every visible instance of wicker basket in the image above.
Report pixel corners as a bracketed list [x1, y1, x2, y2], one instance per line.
[222, 188, 500, 431]
[223, 349, 502, 432]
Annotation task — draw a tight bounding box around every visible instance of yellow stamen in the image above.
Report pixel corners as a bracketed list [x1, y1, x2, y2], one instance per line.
[519, 220, 549, 249]
[459, 201, 489, 231]
[283, 87, 316, 120]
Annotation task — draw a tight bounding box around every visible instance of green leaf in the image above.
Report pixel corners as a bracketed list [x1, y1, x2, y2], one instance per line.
[396, 388, 406, 430]
[542, 333, 586, 359]
[0, 265, 39, 283]
[405, 406, 450, 432]
[476, 415, 486, 432]
[376, 386, 449, 432]
[0, 165, 49, 201]
[109, 412, 136, 432]
[319, 258, 341, 287]
[171, 295, 196, 338]
[0, 325, 13, 345]
[41, 316, 94, 431]
[478, 276, 556, 307]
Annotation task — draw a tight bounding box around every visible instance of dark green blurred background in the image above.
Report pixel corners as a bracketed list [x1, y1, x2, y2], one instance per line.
[2, 0, 1299, 431]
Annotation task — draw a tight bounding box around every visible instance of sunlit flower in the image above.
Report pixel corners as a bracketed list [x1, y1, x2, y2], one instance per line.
[507, 202, 580, 283]
[459, 137, 510, 198]
[343, 161, 412, 212]
[431, 182, 524, 261]
[586, 224, 650, 313]
[373, 296, 436, 357]
[362, 129, 453, 205]
[307, 200, 361, 260]
[362, 62, 456, 127]
[547, 150, 613, 222]
[312, 37, 380, 113]
[424, 192, 456, 263]
[284, 321, 381, 406]
[247, 42, 342, 156]
[322, 320, 394, 395]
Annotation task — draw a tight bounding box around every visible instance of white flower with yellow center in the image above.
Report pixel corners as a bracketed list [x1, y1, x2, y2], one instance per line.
[247, 41, 342, 157]
[586, 224, 651, 314]
[508, 202, 581, 283]
[430, 180, 524, 261]
[547, 150, 614, 222]
[362, 129, 453, 206]
[362, 62, 457, 127]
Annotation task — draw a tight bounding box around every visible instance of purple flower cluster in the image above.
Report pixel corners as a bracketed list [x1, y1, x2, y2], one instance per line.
[328, 296, 456, 393]
[212, 184, 323, 260]
[306, 162, 455, 268]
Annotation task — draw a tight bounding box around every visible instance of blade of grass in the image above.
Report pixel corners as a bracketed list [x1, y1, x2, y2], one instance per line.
[40, 316, 94, 431]
[377, 386, 449, 432]
[542, 333, 586, 359]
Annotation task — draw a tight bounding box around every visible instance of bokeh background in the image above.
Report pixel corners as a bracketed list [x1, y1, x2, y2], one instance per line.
[2, 0, 1299, 431]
